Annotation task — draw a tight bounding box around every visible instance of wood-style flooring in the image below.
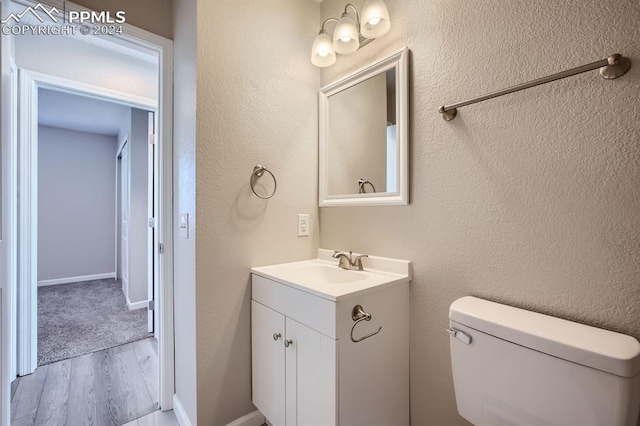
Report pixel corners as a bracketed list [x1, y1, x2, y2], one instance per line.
[11, 338, 158, 426]
[122, 409, 178, 426]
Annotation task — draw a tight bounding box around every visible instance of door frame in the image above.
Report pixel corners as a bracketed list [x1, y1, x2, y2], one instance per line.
[115, 137, 131, 306]
[147, 112, 158, 335]
[18, 70, 157, 367]
[1, 22, 19, 424]
[115, 129, 156, 335]
[10, 22, 175, 412]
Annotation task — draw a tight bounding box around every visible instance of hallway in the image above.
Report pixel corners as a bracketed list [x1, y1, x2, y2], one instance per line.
[38, 279, 151, 366]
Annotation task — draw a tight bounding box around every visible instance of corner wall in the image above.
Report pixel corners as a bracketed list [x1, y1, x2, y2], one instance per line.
[319, 0, 640, 424]
[195, 0, 321, 423]
[172, 0, 197, 423]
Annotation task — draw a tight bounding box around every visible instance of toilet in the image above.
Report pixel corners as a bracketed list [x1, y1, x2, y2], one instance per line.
[448, 296, 640, 426]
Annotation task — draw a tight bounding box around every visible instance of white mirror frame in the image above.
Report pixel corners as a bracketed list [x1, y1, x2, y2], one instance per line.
[319, 47, 408, 207]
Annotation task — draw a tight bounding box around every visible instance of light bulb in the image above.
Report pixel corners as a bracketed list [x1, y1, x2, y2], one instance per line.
[333, 13, 359, 54]
[361, 0, 391, 39]
[311, 31, 336, 67]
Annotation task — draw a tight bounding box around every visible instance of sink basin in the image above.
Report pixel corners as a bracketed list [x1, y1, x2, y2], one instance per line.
[289, 264, 367, 285]
[251, 249, 411, 301]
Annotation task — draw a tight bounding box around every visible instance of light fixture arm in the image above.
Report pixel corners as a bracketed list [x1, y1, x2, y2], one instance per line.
[319, 17, 339, 34]
[311, 0, 391, 67]
[343, 4, 361, 30]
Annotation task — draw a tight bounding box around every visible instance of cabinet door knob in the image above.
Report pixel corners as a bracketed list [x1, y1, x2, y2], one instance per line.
[284, 339, 293, 347]
[273, 333, 281, 341]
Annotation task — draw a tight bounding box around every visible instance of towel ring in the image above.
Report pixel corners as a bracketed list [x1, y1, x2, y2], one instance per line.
[250, 165, 277, 199]
[350, 305, 382, 343]
[358, 178, 376, 194]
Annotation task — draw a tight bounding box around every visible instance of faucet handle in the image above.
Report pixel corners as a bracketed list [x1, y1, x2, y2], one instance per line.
[333, 250, 352, 258]
[333, 251, 352, 270]
[352, 254, 368, 271]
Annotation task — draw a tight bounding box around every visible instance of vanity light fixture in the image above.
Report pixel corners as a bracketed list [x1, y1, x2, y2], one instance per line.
[311, 0, 391, 68]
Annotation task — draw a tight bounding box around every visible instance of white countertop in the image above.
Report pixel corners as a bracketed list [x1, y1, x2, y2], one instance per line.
[251, 249, 411, 301]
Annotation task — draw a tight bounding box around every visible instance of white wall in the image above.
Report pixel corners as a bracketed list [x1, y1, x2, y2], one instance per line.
[319, 0, 640, 424]
[195, 0, 320, 423]
[14, 34, 157, 101]
[38, 126, 117, 283]
[172, 0, 197, 423]
[118, 109, 149, 305]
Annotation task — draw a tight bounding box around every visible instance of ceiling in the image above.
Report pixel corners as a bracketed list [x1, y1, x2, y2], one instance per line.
[38, 89, 130, 137]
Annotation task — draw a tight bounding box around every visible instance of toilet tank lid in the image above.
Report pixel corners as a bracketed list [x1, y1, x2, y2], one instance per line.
[449, 296, 640, 378]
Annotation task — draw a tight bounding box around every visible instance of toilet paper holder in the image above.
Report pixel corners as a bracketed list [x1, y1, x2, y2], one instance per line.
[351, 305, 382, 343]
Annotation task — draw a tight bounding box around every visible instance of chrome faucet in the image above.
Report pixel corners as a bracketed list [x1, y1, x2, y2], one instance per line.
[332, 251, 368, 271]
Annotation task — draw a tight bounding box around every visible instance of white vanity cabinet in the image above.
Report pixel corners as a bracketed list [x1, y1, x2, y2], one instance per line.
[251, 252, 410, 426]
[251, 298, 336, 426]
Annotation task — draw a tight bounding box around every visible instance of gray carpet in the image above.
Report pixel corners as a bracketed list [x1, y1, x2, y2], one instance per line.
[38, 279, 152, 366]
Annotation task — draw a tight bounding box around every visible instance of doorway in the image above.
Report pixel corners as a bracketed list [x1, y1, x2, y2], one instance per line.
[32, 89, 156, 368]
[1, 2, 175, 422]
[10, 88, 163, 423]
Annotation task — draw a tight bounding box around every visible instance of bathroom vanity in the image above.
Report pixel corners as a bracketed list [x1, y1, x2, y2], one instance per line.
[251, 249, 410, 426]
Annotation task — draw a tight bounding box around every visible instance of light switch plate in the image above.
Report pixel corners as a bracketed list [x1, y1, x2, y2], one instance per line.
[298, 214, 310, 237]
[179, 213, 189, 239]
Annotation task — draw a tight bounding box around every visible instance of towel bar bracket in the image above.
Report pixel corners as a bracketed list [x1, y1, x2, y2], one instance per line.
[600, 54, 631, 80]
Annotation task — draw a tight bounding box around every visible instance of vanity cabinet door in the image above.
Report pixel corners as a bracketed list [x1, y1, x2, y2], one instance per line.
[252, 301, 286, 426]
[285, 317, 336, 426]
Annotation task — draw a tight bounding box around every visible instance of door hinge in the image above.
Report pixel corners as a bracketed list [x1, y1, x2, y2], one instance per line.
[149, 134, 156, 145]
[159, 243, 164, 254]
[148, 300, 155, 311]
[148, 217, 156, 228]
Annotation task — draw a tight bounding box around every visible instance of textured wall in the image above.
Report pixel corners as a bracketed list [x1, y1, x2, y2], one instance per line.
[172, 0, 198, 422]
[195, 0, 320, 424]
[319, 0, 640, 424]
[38, 126, 117, 282]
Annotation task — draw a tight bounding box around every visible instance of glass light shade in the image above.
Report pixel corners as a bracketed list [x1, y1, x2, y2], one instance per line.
[311, 32, 336, 67]
[360, 0, 391, 39]
[332, 14, 359, 54]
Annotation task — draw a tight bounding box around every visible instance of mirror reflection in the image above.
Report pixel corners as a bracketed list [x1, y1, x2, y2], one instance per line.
[319, 47, 408, 207]
[327, 68, 397, 196]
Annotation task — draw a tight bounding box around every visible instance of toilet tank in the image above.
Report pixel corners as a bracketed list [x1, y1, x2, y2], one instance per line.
[449, 296, 640, 426]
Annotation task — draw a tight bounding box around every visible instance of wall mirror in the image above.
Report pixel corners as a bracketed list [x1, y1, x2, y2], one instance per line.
[319, 47, 408, 207]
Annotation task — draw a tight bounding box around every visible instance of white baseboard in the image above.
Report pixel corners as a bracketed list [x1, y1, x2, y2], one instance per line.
[172, 394, 193, 426]
[37, 272, 116, 287]
[226, 410, 265, 426]
[125, 294, 148, 311]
